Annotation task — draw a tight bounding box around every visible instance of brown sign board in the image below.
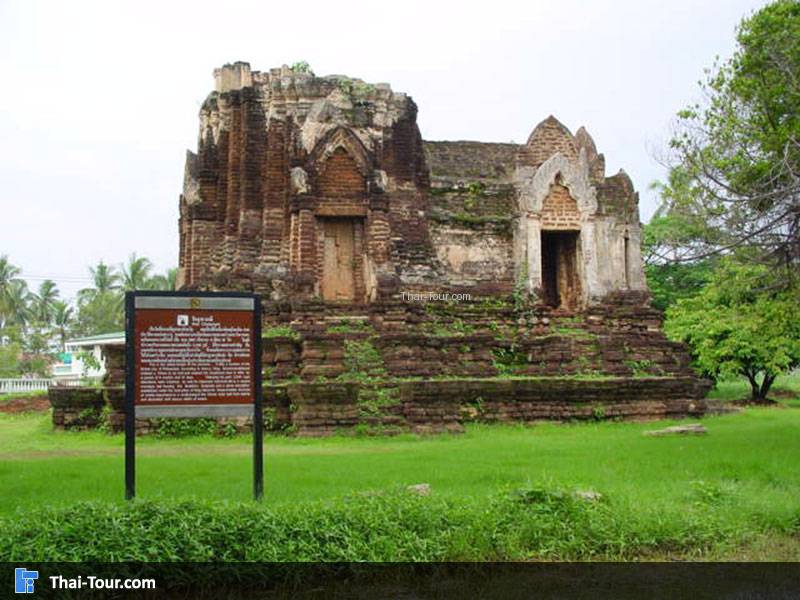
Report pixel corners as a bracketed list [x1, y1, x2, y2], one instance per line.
[135, 308, 255, 407]
[124, 291, 263, 500]
[129, 294, 259, 417]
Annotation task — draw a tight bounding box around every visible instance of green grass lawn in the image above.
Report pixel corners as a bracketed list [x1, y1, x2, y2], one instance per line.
[2, 375, 799, 560]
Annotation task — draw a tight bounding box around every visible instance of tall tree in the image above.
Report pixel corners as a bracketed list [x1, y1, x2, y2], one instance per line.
[76, 261, 123, 336]
[78, 261, 121, 302]
[659, 0, 800, 274]
[147, 267, 178, 291]
[51, 300, 74, 353]
[75, 291, 124, 336]
[0, 255, 24, 330]
[2, 280, 32, 328]
[121, 253, 154, 291]
[31, 280, 59, 325]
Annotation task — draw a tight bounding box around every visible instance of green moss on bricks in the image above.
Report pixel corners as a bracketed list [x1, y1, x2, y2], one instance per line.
[263, 326, 300, 340]
[326, 321, 375, 334]
[338, 340, 386, 382]
[554, 327, 596, 340]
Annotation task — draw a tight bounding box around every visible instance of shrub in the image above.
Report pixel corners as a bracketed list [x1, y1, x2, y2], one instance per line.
[0, 486, 742, 564]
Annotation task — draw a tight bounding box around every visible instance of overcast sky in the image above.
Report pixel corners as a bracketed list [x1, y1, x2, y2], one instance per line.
[0, 0, 767, 300]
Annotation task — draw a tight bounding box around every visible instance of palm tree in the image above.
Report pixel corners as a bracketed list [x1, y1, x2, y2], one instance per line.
[78, 261, 121, 303]
[31, 280, 60, 324]
[51, 300, 74, 352]
[0, 255, 23, 329]
[3, 279, 32, 328]
[121, 253, 154, 291]
[147, 267, 178, 291]
[75, 290, 124, 335]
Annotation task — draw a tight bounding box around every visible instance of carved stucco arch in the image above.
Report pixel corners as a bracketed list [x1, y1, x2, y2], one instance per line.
[516, 151, 598, 217]
[309, 126, 372, 178]
[513, 150, 601, 304]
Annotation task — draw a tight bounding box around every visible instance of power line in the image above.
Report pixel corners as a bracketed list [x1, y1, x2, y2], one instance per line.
[23, 276, 94, 281]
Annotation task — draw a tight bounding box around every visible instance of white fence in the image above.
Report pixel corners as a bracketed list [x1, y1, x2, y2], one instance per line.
[0, 378, 54, 394]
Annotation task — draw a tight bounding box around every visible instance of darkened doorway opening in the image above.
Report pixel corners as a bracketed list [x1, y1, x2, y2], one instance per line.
[541, 230, 582, 310]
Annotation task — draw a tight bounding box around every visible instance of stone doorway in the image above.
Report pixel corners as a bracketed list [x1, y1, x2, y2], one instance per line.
[541, 230, 582, 309]
[321, 219, 358, 302]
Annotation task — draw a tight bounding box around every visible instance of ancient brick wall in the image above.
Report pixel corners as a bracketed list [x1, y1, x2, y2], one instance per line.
[51, 375, 707, 437]
[61, 297, 710, 438]
[517, 116, 579, 169]
[540, 183, 580, 229]
[49, 387, 106, 431]
[423, 141, 519, 293]
[178, 63, 440, 302]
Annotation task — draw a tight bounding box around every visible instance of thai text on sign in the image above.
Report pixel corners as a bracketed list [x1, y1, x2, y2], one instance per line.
[133, 297, 256, 407]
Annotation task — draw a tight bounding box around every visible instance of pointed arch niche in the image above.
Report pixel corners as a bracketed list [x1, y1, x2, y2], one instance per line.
[514, 152, 600, 309]
[305, 127, 375, 302]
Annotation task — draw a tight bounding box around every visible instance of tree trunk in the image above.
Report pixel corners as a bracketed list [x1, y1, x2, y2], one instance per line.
[743, 368, 774, 403]
[759, 373, 776, 402]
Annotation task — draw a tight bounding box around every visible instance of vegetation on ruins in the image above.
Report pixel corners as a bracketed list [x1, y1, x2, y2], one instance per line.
[289, 60, 314, 76]
[0, 253, 175, 377]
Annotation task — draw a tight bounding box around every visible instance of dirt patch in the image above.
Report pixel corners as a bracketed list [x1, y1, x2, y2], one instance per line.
[730, 398, 782, 408]
[770, 389, 800, 400]
[0, 395, 50, 413]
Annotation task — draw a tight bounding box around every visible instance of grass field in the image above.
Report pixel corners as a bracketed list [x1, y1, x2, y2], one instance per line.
[1, 373, 799, 560]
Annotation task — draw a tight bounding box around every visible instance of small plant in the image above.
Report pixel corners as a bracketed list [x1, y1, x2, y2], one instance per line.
[357, 386, 399, 418]
[690, 480, 727, 507]
[154, 418, 217, 438]
[75, 351, 101, 377]
[326, 320, 374, 334]
[76, 406, 102, 426]
[337, 340, 386, 383]
[461, 396, 484, 422]
[492, 345, 527, 376]
[96, 404, 113, 434]
[217, 421, 239, 438]
[624, 358, 656, 377]
[513, 263, 530, 311]
[591, 405, 606, 421]
[466, 181, 485, 198]
[463, 182, 485, 212]
[262, 326, 299, 340]
[290, 60, 314, 75]
[554, 327, 594, 340]
[338, 78, 376, 101]
[423, 319, 475, 337]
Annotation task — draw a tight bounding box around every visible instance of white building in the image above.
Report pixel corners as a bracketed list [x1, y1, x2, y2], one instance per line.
[51, 332, 125, 384]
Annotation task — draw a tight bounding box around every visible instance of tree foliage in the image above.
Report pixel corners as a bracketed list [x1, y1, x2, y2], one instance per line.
[659, 0, 800, 272]
[0, 254, 177, 376]
[642, 214, 717, 310]
[665, 260, 800, 401]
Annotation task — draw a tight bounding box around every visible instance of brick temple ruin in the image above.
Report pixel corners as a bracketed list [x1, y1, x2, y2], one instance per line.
[177, 62, 647, 307]
[51, 62, 710, 436]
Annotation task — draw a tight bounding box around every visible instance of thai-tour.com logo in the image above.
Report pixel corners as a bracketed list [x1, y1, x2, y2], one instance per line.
[15, 568, 38, 594]
[14, 567, 156, 593]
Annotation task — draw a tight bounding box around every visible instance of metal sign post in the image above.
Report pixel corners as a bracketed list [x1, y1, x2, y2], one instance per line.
[124, 291, 263, 501]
